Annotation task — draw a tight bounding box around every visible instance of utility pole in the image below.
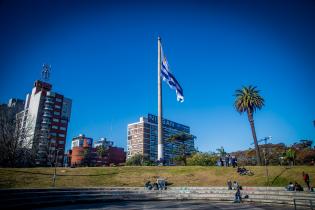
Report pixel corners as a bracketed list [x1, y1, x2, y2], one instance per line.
[52, 149, 62, 187]
[251, 136, 272, 186]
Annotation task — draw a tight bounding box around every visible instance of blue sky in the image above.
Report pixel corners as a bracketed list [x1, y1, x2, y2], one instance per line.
[1, 0, 314, 152]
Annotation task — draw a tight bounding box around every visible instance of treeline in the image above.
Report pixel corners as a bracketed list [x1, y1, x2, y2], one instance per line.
[126, 140, 315, 166]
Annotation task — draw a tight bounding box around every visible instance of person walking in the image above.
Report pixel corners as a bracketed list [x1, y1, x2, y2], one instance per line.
[303, 172, 311, 190]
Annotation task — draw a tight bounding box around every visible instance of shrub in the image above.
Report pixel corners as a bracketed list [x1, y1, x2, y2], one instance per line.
[187, 152, 217, 166]
[126, 154, 144, 166]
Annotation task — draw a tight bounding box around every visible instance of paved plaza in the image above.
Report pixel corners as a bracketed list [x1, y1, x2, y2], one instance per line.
[37, 200, 309, 210]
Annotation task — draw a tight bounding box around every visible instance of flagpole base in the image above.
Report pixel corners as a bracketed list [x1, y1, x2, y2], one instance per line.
[158, 143, 164, 164]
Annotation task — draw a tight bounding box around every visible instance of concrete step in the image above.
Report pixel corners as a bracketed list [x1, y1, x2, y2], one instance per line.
[1, 188, 315, 209]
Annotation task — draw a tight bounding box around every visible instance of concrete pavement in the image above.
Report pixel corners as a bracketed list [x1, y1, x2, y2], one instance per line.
[36, 200, 309, 210]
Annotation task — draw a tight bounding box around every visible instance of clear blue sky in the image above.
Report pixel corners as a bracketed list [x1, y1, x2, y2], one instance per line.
[1, 0, 314, 152]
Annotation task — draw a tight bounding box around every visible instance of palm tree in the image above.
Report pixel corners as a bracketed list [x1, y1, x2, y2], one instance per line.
[234, 85, 264, 165]
[216, 146, 227, 157]
[96, 146, 107, 166]
[284, 148, 296, 166]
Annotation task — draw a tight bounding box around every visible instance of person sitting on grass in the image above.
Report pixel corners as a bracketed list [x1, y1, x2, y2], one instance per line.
[286, 182, 294, 191]
[294, 182, 304, 191]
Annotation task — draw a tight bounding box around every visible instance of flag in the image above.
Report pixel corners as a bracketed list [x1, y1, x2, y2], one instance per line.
[160, 46, 184, 102]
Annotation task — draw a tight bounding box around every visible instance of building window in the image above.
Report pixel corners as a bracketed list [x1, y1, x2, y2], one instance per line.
[54, 111, 60, 116]
[50, 132, 57, 137]
[56, 98, 62, 102]
[59, 141, 64, 144]
[61, 119, 67, 124]
[58, 133, 65, 137]
[52, 125, 58, 129]
[60, 127, 66, 131]
[55, 105, 61, 109]
[53, 118, 59, 122]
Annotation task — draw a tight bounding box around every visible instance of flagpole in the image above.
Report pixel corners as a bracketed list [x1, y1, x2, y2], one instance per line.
[157, 36, 164, 163]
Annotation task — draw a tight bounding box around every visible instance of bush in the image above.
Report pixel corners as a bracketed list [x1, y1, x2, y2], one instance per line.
[126, 154, 144, 166]
[187, 152, 217, 166]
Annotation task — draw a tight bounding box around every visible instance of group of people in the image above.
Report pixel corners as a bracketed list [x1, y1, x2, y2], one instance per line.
[236, 167, 254, 176]
[286, 182, 304, 191]
[218, 154, 238, 167]
[145, 179, 166, 190]
[286, 171, 312, 192]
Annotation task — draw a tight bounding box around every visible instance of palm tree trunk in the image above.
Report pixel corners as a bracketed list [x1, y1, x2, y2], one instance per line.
[247, 110, 262, 166]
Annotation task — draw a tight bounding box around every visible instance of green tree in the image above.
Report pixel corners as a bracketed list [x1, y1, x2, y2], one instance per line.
[82, 149, 92, 166]
[234, 85, 264, 165]
[216, 146, 226, 157]
[167, 132, 196, 166]
[96, 145, 106, 158]
[96, 145, 107, 166]
[126, 154, 144, 166]
[187, 152, 217, 166]
[284, 148, 296, 166]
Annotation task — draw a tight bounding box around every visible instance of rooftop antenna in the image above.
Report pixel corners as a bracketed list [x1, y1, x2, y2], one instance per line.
[42, 64, 51, 81]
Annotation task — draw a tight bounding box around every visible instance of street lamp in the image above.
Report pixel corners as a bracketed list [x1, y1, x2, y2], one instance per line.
[52, 148, 62, 187]
[251, 136, 272, 185]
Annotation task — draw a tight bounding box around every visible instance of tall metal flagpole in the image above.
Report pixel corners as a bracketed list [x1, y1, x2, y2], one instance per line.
[157, 36, 164, 163]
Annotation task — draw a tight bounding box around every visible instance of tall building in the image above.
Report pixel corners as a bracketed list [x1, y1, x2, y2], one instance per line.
[127, 114, 195, 164]
[17, 80, 72, 166]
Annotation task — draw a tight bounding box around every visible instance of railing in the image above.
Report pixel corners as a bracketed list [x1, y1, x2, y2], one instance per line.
[294, 198, 314, 210]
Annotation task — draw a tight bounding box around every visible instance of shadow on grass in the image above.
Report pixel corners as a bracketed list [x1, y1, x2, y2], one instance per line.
[271, 167, 291, 185]
[0, 169, 118, 177]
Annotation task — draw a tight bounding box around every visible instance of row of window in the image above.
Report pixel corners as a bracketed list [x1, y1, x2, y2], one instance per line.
[52, 118, 67, 123]
[51, 125, 67, 131]
[50, 132, 66, 138]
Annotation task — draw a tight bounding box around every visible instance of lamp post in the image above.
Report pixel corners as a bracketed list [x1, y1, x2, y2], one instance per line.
[251, 136, 272, 185]
[263, 136, 272, 186]
[52, 148, 62, 187]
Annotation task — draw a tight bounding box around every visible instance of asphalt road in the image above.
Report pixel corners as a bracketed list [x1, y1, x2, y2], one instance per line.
[36, 200, 309, 210]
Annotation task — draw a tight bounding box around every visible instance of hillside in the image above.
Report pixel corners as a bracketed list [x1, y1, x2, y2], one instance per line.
[1, 166, 315, 189]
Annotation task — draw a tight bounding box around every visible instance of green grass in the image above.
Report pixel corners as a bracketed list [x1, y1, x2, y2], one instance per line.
[0, 166, 314, 189]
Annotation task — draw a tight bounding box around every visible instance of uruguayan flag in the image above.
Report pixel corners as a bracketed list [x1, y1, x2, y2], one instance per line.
[161, 46, 184, 102]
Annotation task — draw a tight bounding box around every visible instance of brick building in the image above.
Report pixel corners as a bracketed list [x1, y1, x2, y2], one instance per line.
[69, 134, 126, 166]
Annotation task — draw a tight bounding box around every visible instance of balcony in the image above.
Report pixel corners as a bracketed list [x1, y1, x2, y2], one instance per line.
[45, 98, 54, 104]
[41, 125, 49, 131]
[44, 105, 53, 111]
[43, 112, 52, 118]
[42, 119, 51, 124]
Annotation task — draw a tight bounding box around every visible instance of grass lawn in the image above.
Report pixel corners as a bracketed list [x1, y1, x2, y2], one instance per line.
[0, 166, 314, 189]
